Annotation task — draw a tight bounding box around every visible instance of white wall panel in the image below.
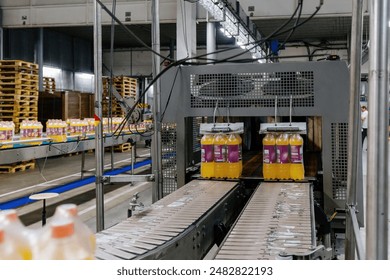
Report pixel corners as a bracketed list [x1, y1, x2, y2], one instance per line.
[32, 0, 88, 4]
[31, 5, 89, 25]
[229, 0, 368, 18]
[1, 0, 177, 27]
[0, 0, 30, 7]
[1, 8, 32, 26]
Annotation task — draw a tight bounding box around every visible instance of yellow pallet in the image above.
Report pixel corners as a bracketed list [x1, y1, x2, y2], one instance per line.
[0, 160, 35, 174]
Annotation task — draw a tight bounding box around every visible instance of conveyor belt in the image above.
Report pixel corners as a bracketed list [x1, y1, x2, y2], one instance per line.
[95, 179, 245, 260]
[215, 182, 315, 260]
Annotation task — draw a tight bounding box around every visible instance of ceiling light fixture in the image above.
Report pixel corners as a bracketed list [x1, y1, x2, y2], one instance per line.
[198, 0, 266, 63]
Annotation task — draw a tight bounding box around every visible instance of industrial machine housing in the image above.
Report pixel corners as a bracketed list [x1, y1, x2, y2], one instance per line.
[93, 60, 364, 260]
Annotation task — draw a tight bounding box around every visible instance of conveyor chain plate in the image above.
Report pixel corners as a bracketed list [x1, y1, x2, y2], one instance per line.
[95, 180, 238, 260]
[215, 182, 315, 260]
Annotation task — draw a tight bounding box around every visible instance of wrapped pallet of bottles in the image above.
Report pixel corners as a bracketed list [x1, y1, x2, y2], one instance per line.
[0, 121, 15, 149]
[262, 132, 305, 180]
[200, 132, 243, 179]
[0, 204, 95, 260]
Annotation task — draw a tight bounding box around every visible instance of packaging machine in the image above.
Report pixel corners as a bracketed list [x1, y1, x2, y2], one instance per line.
[94, 60, 362, 260]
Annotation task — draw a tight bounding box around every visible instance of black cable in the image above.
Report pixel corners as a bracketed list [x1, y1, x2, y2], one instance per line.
[95, 0, 173, 62]
[215, 1, 323, 64]
[113, 59, 187, 136]
[108, 0, 117, 135]
[107, 0, 324, 136]
[277, 0, 303, 54]
[193, 0, 303, 64]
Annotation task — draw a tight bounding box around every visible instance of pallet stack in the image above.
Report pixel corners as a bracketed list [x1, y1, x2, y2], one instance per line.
[102, 76, 137, 117]
[0, 60, 39, 132]
[43, 77, 56, 94]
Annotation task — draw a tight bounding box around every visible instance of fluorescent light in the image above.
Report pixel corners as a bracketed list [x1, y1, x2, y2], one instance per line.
[43, 66, 61, 77]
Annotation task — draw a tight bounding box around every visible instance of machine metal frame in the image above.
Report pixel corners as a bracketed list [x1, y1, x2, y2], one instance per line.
[160, 61, 364, 230]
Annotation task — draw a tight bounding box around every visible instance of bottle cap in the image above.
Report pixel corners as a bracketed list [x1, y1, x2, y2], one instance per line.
[52, 222, 74, 238]
[58, 204, 78, 217]
[2, 209, 18, 222]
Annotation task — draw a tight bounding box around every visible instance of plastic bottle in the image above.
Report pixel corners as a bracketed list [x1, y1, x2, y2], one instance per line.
[226, 134, 242, 179]
[213, 133, 228, 178]
[289, 133, 305, 180]
[0, 227, 23, 260]
[276, 133, 290, 179]
[54, 204, 96, 255]
[35, 218, 93, 260]
[200, 134, 215, 178]
[0, 209, 33, 260]
[262, 133, 277, 179]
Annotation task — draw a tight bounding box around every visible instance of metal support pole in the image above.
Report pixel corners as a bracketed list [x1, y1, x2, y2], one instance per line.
[0, 27, 3, 60]
[131, 144, 135, 175]
[366, 0, 389, 260]
[94, 0, 105, 232]
[206, 19, 216, 63]
[345, 0, 364, 260]
[36, 28, 44, 93]
[151, 0, 163, 202]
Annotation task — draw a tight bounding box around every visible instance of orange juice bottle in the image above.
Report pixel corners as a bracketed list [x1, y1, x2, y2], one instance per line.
[276, 133, 290, 179]
[226, 134, 242, 179]
[54, 204, 96, 255]
[0, 209, 33, 260]
[200, 134, 215, 178]
[289, 133, 305, 180]
[35, 218, 93, 260]
[0, 227, 23, 259]
[262, 133, 277, 179]
[213, 133, 228, 178]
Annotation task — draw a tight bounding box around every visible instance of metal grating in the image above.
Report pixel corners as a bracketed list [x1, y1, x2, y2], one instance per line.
[162, 123, 177, 196]
[190, 71, 314, 108]
[331, 123, 348, 200]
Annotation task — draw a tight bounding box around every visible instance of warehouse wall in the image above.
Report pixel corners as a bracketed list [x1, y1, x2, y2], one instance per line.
[3, 28, 93, 92]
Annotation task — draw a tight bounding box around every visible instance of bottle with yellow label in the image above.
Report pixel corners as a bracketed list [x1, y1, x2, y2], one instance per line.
[35, 218, 94, 260]
[200, 134, 214, 178]
[289, 133, 305, 180]
[226, 134, 242, 179]
[262, 133, 277, 179]
[213, 133, 228, 178]
[276, 133, 290, 179]
[0, 209, 33, 260]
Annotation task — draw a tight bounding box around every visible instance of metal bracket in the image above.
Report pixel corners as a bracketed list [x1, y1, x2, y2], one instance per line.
[279, 245, 333, 260]
[103, 174, 154, 184]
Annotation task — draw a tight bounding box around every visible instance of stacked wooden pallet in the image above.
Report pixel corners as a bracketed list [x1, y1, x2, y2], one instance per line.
[0, 160, 35, 174]
[0, 60, 39, 132]
[102, 76, 137, 117]
[43, 77, 56, 94]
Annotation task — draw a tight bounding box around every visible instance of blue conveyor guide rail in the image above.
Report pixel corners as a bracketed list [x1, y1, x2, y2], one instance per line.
[94, 180, 243, 260]
[0, 133, 141, 165]
[215, 182, 316, 260]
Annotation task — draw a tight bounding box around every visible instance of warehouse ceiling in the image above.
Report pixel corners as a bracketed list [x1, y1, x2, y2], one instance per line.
[48, 15, 369, 51]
